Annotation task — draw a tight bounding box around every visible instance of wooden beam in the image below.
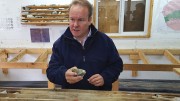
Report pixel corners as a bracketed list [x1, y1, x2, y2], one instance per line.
[0, 49, 3, 54]
[35, 50, 48, 62]
[4, 48, 51, 54]
[1, 59, 8, 75]
[9, 49, 27, 62]
[93, 0, 96, 25]
[0, 54, 7, 59]
[48, 81, 55, 89]
[164, 50, 180, 64]
[0, 49, 8, 74]
[118, 49, 138, 55]
[119, 49, 163, 55]
[5, 48, 25, 54]
[0, 49, 7, 58]
[129, 55, 140, 60]
[0, 62, 47, 69]
[147, 0, 154, 38]
[138, 51, 150, 64]
[2, 48, 180, 55]
[124, 64, 180, 71]
[132, 59, 138, 77]
[47, 49, 52, 54]
[173, 68, 180, 75]
[118, 49, 180, 55]
[167, 49, 180, 55]
[129, 55, 139, 77]
[111, 80, 119, 91]
[27, 48, 50, 54]
[0, 63, 179, 71]
[35, 50, 48, 74]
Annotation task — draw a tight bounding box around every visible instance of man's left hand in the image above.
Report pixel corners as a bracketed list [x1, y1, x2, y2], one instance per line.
[88, 74, 104, 87]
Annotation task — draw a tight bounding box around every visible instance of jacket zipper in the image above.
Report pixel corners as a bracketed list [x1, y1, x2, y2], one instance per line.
[83, 56, 86, 62]
[64, 29, 98, 63]
[82, 30, 98, 63]
[82, 46, 86, 62]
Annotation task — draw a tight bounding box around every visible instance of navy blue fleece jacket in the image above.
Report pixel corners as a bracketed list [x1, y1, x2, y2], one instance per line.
[47, 24, 123, 90]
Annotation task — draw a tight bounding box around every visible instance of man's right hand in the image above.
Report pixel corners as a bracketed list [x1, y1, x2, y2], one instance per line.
[65, 66, 83, 84]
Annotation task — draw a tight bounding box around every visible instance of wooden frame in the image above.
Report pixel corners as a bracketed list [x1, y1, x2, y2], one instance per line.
[0, 48, 180, 90]
[94, 0, 154, 38]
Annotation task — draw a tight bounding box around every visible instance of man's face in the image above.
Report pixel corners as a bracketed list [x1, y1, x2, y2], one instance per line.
[69, 5, 92, 38]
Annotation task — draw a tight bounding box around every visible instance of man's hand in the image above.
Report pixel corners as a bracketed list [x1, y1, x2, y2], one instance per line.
[65, 66, 83, 84]
[88, 74, 104, 87]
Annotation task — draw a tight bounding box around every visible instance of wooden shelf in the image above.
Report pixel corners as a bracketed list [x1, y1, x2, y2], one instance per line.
[21, 22, 69, 25]
[21, 5, 69, 25]
[27, 5, 69, 9]
[22, 10, 69, 13]
[22, 14, 69, 16]
[22, 18, 69, 20]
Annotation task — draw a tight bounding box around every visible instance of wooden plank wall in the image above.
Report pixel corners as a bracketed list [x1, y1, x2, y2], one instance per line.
[0, 48, 180, 90]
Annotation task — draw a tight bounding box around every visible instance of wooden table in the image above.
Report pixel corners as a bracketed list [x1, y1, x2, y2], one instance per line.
[173, 68, 180, 75]
[0, 88, 180, 101]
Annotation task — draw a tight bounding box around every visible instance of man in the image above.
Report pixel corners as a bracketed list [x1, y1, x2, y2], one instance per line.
[47, 0, 123, 90]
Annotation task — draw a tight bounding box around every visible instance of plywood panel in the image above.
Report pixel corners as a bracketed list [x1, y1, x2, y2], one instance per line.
[98, 0, 119, 33]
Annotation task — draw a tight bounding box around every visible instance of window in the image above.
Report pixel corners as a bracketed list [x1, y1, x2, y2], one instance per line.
[94, 0, 153, 38]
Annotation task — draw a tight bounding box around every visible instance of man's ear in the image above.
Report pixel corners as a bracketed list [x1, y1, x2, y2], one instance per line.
[88, 16, 92, 25]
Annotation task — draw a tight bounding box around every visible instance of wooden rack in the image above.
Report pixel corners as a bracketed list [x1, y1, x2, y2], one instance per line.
[0, 48, 180, 90]
[21, 5, 69, 25]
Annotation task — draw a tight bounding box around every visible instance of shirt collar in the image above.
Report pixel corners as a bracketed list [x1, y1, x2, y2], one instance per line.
[74, 28, 91, 46]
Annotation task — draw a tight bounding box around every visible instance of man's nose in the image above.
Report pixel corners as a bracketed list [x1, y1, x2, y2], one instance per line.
[74, 20, 79, 26]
